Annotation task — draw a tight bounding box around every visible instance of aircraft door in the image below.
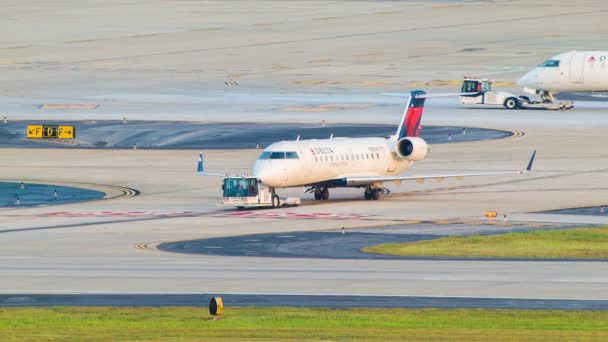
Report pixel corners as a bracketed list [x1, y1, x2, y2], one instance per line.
[570, 53, 585, 83]
[296, 146, 310, 183]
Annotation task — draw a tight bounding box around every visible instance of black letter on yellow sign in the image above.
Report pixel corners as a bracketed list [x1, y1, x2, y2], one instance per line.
[43, 126, 58, 138]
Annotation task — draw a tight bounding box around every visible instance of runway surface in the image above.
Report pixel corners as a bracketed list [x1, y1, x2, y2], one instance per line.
[2, 0, 608, 310]
[0, 182, 105, 208]
[2, 293, 608, 310]
[0, 121, 510, 149]
[158, 222, 590, 261]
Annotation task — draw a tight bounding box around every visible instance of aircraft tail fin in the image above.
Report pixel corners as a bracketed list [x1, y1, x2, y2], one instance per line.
[395, 90, 427, 140]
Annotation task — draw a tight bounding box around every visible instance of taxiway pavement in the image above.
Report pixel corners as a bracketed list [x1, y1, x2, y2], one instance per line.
[0, 122, 509, 150]
[2, 294, 608, 310]
[1, 0, 608, 308]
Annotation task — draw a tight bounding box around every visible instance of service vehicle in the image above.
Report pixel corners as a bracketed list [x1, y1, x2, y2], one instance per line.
[459, 77, 573, 110]
[219, 176, 300, 208]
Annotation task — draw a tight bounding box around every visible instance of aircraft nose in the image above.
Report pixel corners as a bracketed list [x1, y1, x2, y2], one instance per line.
[517, 70, 536, 87]
[252, 161, 267, 181]
[252, 162, 286, 187]
[252, 162, 273, 184]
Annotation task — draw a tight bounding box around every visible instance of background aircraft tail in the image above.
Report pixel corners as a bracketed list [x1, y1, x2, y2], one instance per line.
[395, 90, 427, 139]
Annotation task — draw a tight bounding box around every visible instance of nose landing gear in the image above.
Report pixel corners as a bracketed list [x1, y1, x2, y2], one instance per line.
[540, 91, 555, 103]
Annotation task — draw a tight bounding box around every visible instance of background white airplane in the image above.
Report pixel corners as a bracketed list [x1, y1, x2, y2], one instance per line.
[200, 90, 535, 201]
[518, 51, 608, 102]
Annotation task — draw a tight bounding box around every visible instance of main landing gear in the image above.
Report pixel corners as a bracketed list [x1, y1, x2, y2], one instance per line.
[306, 185, 388, 201]
[364, 185, 388, 200]
[313, 187, 330, 201]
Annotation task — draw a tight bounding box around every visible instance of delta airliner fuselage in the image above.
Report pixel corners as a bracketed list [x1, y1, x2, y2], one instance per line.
[252, 138, 411, 188]
[518, 51, 608, 100]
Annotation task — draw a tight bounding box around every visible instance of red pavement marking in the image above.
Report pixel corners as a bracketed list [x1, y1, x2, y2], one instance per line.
[221, 211, 370, 219]
[42, 211, 196, 217]
[41, 211, 371, 220]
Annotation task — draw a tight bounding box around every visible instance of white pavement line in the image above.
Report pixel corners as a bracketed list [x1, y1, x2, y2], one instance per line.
[0, 256, 35, 259]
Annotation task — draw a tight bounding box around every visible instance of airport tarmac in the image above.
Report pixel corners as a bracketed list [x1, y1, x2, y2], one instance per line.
[0, 121, 509, 149]
[2, 294, 608, 310]
[2, 101, 608, 303]
[0, 182, 105, 208]
[158, 222, 589, 261]
[1, 0, 608, 309]
[540, 205, 608, 217]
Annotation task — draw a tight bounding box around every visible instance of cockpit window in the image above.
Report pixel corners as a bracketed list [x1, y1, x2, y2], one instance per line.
[260, 151, 300, 160]
[258, 152, 271, 160]
[269, 152, 286, 159]
[540, 60, 560, 67]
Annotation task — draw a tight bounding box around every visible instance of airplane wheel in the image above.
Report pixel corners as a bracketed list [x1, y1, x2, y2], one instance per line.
[314, 189, 322, 200]
[272, 195, 280, 208]
[371, 189, 381, 200]
[364, 188, 372, 200]
[321, 188, 329, 200]
[504, 97, 518, 109]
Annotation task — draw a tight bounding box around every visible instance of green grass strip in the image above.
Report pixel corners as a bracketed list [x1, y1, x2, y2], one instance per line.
[1, 307, 608, 341]
[363, 226, 608, 259]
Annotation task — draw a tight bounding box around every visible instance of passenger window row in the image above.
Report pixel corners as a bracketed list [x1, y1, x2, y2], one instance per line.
[314, 152, 380, 162]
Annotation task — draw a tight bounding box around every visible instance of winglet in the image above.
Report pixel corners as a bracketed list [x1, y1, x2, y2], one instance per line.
[526, 150, 536, 171]
[197, 152, 204, 174]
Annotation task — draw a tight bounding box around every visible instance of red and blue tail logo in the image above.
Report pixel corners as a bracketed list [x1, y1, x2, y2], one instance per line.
[397, 90, 426, 139]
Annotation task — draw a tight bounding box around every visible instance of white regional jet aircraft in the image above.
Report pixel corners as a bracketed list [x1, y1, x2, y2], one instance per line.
[200, 90, 535, 201]
[518, 51, 608, 102]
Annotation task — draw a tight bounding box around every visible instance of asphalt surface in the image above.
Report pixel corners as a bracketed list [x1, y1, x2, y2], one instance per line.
[0, 121, 512, 149]
[556, 92, 608, 102]
[2, 293, 608, 310]
[157, 223, 591, 261]
[540, 206, 608, 217]
[0, 182, 105, 208]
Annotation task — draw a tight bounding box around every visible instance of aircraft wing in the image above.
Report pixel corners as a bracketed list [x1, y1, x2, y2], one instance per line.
[381, 92, 479, 98]
[340, 151, 536, 187]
